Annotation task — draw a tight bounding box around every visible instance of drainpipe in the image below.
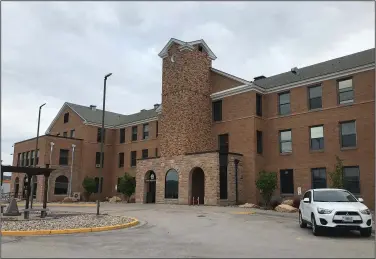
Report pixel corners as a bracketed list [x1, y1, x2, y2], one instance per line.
[234, 159, 240, 205]
[69, 144, 76, 197]
[47, 142, 55, 202]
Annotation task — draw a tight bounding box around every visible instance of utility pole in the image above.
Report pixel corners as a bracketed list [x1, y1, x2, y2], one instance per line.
[30, 103, 46, 208]
[97, 73, 112, 215]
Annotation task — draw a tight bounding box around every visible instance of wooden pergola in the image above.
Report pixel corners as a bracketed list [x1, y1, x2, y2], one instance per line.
[1, 164, 55, 218]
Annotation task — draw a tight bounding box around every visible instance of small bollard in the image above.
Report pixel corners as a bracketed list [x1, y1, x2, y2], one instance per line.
[192, 196, 195, 206]
[197, 197, 200, 206]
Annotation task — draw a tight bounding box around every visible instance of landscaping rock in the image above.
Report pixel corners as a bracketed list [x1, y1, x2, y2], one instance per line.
[1, 214, 134, 231]
[109, 196, 122, 203]
[62, 197, 78, 203]
[275, 204, 298, 213]
[282, 199, 294, 206]
[238, 203, 259, 209]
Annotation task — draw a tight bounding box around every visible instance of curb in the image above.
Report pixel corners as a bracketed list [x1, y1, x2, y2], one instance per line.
[1, 217, 139, 236]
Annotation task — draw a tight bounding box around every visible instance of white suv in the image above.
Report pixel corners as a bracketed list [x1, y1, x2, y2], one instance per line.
[299, 188, 373, 237]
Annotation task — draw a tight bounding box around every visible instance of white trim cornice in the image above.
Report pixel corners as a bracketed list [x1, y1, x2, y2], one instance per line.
[210, 63, 375, 100]
[85, 117, 159, 130]
[158, 38, 217, 60]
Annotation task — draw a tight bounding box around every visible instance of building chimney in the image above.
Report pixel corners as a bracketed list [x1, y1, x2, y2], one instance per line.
[89, 105, 97, 111]
[291, 67, 299, 75]
[254, 75, 266, 81]
[154, 104, 160, 109]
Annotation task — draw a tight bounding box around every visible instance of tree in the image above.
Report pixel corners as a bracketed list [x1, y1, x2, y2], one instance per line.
[82, 176, 96, 201]
[255, 170, 278, 207]
[117, 173, 136, 202]
[328, 155, 344, 189]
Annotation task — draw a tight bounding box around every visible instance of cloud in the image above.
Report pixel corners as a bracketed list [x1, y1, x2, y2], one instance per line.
[1, 1, 374, 166]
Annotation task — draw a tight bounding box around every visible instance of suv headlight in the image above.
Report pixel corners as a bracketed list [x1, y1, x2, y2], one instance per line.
[317, 207, 333, 214]
[360, 209, 371, 215]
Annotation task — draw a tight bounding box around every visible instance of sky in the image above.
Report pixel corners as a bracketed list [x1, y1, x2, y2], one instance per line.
[1, 1, 375, 168]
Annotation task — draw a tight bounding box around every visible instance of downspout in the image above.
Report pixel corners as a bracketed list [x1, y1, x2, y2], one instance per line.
[47, 142, 55, 202]
[234, 159, 240, 205]
[69, 144, 76, 197]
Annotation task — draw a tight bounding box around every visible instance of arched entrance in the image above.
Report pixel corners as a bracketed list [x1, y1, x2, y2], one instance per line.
[144, 171, 156, 204]
[190, 167, 205, 205]
[14, 177, 19, 198]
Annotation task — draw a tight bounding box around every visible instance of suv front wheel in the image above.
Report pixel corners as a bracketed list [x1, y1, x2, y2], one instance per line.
[360, 228, 372, 237]
[311, 215, 321, 236]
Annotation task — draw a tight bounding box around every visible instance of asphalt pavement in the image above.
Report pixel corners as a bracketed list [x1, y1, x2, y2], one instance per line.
[1, 203, 374, 258]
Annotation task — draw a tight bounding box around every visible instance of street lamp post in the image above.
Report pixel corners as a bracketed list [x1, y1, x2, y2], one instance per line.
[97, 73, 112, 215]
[69, 144, 76, 197]
[30, 103, 46, 209]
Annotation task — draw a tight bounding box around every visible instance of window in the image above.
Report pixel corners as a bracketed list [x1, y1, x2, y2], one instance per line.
[156, 121, 159, 137]
[21, 152, 25, 166]
[94, 177, 104, 193]
[278, 92, 290, 115]
[212, 100, 222, 122]
[303, 191, 311, 203]
[311, 168, 326, 189]
[54, 175, 69, 195]
[26, 151, 30, 166]
[280, 169, 294, 194]
[97, 128, 106, 142]
[59, 149, 69, 165]
[338, 78, 354, 104]
[120, 128, 125, 143]
[256, 130, 263, 154]
[131, 126, 138, 141]
[63, 131, 67, 137]
[95, 152, 104, 167]
[17, 153, 21, 166]
[142, 149, 148, 159]
[30, 150, 34, 166]
[256, 94, 262, 116]
[155, 148, 158, 157]
[70, 129, 75, 138]
[340, 121, 356, 148]
[36, 150, 39, 165]
[118, 152, 124, 168]
[64, 112, 69, 123]
[310, 125, 324, 150]
[143, 124, 149, 140]
[165, 169, 179, 199]
[343, 166, 360, 194]
[308, 85, 322, 110]
[130, 151, 137, 167]
[279, 130, 292, 153]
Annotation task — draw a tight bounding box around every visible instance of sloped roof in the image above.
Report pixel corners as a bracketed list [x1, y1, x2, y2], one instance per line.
[253, 48, 375, 89]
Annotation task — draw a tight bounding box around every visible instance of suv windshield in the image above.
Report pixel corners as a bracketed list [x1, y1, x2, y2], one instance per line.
[313, 190, 358, 202]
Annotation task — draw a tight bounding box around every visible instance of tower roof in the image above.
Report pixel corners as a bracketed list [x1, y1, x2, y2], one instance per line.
[158, 38, 217, 60]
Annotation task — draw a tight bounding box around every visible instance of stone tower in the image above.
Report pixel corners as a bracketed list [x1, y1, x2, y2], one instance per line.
[158, 39, 217, 157]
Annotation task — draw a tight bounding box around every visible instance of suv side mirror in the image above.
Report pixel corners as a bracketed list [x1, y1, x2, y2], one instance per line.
[358, 198, 364, 203]
[303, 198, 310, 203]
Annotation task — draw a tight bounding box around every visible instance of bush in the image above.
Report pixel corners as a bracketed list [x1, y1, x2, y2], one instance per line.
[118, 173, 136, 202]
[82, 176, 96, 201]
[292, 197, 301, 208]
[270, 197, 282, 209]
[256, 171, 278, 207]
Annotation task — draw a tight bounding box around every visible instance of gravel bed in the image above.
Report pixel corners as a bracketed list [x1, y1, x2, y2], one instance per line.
[1, 214, 134, 231]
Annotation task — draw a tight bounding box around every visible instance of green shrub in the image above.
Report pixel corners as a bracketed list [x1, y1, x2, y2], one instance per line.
[256, 170, 278, 207]
[118, 173, 136, 202]
[82, 176, 96, 201]
[328, 155, 344, 189]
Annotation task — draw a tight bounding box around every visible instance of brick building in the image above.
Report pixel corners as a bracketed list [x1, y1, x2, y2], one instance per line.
[10, 38, 375, 208]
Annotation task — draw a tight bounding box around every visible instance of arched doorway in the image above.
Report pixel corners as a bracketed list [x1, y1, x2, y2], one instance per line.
[54, 175, 69, 195]
[144, 171, 156, 204]
[165, 169, 179, 199]
[190, 167, 205, 205]
[14, 177, 19, 198]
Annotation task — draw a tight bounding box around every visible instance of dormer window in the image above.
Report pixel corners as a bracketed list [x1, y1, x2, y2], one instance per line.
[64, 113, 69, 123]
[198, 45, 203, 52]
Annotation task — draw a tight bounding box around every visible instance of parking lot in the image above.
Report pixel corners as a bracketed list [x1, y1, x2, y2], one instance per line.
[1, 203, 374, 258]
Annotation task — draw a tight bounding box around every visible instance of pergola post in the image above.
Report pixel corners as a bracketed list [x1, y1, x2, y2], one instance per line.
[24, 174, 32, 219]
